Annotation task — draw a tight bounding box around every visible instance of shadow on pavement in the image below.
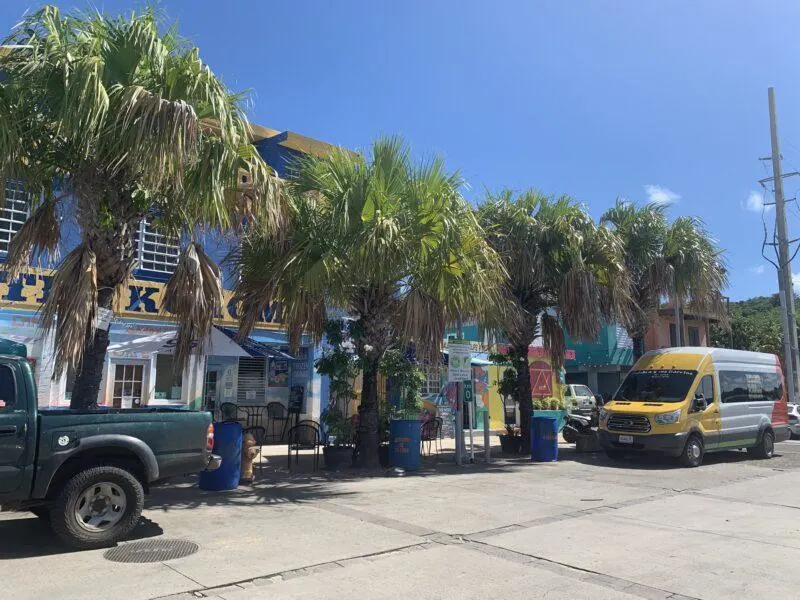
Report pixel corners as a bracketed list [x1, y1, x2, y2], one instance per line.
[0, 516, 163, 560]
[556, 445, 757, 469]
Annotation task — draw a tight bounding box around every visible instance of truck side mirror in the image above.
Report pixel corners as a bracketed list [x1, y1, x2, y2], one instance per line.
[693, 394, 708, 412]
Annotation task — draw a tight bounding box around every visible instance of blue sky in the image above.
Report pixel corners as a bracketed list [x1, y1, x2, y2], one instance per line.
[1, 0, 799, 300]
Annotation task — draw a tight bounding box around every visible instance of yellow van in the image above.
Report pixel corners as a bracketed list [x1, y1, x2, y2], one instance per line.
[598, 347, 790, 467]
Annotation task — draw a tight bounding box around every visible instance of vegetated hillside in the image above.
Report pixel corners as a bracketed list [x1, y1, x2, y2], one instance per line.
[710, 294, 795, 355]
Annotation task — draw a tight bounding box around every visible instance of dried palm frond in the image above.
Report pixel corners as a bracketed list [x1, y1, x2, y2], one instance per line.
[6, 195, 61, 281]
[541, 312, 566, 370]
[163, 243, 223, 375]
[397, 288, 445, 361]
[558, 267, 601, 341]
[39, 244, 97, 377]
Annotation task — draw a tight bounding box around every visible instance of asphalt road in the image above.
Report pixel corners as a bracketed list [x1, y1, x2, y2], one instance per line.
[2, 441, 800, 600]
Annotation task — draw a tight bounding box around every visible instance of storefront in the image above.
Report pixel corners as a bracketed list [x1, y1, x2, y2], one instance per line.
[0, 266, 319, 419]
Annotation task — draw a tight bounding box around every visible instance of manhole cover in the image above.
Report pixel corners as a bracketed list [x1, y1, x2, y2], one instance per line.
[104, 539, 199, 563]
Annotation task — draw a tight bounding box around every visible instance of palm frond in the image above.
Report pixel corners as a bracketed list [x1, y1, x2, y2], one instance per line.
[558, 267, 602, 340]
[5, 194, 61, 281]
[162, 243, 223, 375]
[541, 312, 566, 370]
[39, 244, 97, 377]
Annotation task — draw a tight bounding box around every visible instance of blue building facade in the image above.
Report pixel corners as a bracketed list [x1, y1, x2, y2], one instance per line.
[0, 126, 334, 423]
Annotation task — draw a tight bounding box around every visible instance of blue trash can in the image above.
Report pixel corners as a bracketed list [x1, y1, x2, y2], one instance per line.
[199, 421, 242, 490]
[531, 416, 559, 462]
[390, 419, 422, 470]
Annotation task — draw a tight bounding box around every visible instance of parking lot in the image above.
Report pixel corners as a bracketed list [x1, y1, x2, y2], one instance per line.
[3, 441, 800, 600]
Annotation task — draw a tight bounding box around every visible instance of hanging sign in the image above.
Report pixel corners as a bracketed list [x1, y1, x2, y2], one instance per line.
[448, 340, 471, 382]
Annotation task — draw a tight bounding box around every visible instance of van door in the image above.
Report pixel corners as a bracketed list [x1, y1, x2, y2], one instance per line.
[718, 371, 765, 448]
[0, 363, 28, 494]
[692, 373, 721, 448]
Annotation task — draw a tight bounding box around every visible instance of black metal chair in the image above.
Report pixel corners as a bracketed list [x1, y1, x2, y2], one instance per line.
[243, 426, 267, 474]
[266, 401, 290, 442]
[421, 417, 443, 456]
[287, 420, 321, 471]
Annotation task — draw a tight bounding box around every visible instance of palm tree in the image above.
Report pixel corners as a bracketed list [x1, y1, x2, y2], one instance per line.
[0, 7, 282, 408]
[599, 201, 671, 359]
[234, 138, 504, 467]
[601, 201, 727, 359]
[478, 190, 630, 447]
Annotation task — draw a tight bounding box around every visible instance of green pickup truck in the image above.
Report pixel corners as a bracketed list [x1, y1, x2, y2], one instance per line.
[0, 354, 220, 549]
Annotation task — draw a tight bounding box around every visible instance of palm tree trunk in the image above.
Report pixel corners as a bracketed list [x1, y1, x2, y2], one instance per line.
[632, 336, 645, 361]
[69, 217, 138, 410]
[513, 345, 532, 452]
[354, 360, 380, 468]
[70, 286, 114, 409]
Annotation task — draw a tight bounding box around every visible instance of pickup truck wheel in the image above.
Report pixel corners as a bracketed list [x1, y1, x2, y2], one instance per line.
[51, 466, 144, 550]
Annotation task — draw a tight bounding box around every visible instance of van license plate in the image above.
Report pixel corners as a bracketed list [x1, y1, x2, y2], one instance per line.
[618, 435, 634, 444]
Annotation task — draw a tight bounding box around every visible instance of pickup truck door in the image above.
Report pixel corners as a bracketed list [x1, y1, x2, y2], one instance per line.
[0, 363, 29, 494]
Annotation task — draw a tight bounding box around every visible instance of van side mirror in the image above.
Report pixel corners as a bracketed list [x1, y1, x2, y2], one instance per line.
[693, 394, 708, 412]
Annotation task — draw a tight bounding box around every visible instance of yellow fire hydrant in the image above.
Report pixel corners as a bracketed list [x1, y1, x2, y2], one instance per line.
[240, 431, 259, 484]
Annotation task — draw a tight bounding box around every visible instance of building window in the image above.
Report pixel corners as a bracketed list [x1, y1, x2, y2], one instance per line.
[669, 323, 677, 347]
[0, 181, 30, 254]
[238, 357, 266, 404]
[135, 219, 180, 274]
[111, 363, 145, 408]
[688, 326, 701, 346]
[422, 365, 442, 396]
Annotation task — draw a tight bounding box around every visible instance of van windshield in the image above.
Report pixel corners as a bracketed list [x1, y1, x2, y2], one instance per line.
[614, 370, 697, 403]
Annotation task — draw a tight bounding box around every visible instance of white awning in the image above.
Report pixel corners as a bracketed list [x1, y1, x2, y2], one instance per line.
[107, 327, 250, 358]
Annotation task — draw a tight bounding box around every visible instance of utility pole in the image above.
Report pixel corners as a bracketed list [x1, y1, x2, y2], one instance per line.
[768, 87, 800, 402]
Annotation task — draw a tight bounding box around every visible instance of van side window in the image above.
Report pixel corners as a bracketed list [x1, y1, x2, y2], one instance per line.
[720, 371, 777, 403]
[698, 375, 715, 403]
[762, 372, 783, 402]
[0, 365, 16, 411]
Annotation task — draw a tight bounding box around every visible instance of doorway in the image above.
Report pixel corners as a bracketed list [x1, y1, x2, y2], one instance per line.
[110, 362, 147, 408]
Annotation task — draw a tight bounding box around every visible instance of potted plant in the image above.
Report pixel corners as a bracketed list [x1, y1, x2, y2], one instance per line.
[316, 320, 359, 470]
[320, 405, 356, 470]
[533, 397, 568, 433]
[498, 424, 522, 454]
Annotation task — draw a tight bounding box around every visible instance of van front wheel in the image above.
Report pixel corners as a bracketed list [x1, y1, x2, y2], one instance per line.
[680, 434, 704, 468]
[748, 430, 775, 459]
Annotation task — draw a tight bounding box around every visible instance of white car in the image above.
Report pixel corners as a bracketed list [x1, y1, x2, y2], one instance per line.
[564, 384, 598, 416]
[789, 403, 800, 439]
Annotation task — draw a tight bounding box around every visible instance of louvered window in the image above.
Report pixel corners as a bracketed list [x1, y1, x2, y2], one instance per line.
[0, 180, 30, 254]
[135, 219, 180, 274]
[237, 357, 266, 404]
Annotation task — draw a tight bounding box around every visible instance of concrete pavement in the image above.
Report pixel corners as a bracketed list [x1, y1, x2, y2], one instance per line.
[3, 440, 800, 599]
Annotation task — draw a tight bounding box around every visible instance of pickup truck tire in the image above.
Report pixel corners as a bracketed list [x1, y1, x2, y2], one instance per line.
[50, 466, 145, 550]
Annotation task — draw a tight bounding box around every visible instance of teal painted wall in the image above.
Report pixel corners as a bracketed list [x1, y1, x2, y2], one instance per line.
[565, 324, 633, 369]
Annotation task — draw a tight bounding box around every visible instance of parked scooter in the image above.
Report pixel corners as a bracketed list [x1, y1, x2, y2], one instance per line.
[562, 411, 594, 444]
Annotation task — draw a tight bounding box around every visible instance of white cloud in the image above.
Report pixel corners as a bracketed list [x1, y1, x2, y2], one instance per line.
[644, 184, 681, 206]
[743, 190, 772, 213]
[794, 273, 800, 293]
[748, 265, 766, 275]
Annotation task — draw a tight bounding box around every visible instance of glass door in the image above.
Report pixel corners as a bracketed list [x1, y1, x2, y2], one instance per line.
[112, 363, 146, 408]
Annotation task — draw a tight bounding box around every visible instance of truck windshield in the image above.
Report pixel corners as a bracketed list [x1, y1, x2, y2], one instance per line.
[614, 370, 697, 403]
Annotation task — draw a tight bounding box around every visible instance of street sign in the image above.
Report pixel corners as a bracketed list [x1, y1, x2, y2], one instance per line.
[463, 381, 473, 404]
[448, 340, 471, 382]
